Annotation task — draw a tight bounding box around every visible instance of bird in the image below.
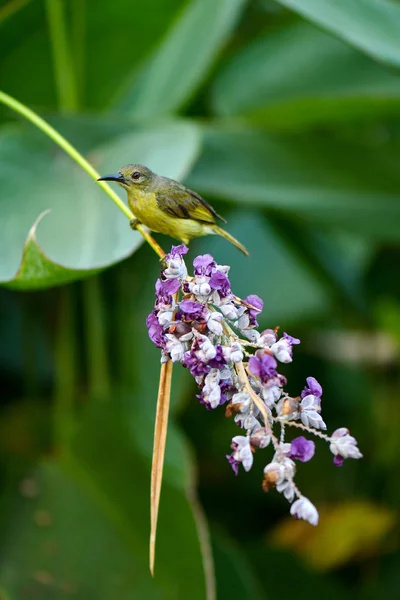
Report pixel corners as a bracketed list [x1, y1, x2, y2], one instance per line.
[97, 164, 249, 256]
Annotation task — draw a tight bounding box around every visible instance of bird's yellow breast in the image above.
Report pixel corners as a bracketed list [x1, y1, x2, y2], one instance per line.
[127, 188, 212, 243]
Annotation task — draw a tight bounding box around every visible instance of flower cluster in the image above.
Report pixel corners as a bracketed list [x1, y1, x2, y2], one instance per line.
[147, 245, 362, 526]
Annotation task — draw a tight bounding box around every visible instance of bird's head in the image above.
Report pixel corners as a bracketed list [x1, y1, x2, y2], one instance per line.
[98, 164, 155, 191]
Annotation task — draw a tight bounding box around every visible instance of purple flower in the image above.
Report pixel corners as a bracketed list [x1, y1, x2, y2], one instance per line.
[146, 312, 165, 348]
[193, 254, 215, 275]
[226, 453, 239, 475]
[248, 352, 278, 384]
[155, 278, 180, 303]
[301, 377, 323, 399]
[164, 245, 188, 280]
[208, 345, 226, 369]
[333, 456, 344, 467]
[226, 436, 253, 474]
[209, 271, 231, 297]
[245, 294, 263, 327]
[179, 299, 207, 321]
[283, 332, 301, 345]
[329, 428, 362, 462]
[166, 244, 189, 260]
[182, 351, 211, 377]
[289, 437, 315, 462]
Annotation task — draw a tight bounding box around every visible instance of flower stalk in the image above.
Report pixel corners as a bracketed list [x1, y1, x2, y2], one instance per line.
[146, 245, 363, 533]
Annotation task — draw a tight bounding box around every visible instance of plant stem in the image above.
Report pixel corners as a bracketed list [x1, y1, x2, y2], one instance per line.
[83, 275, 110, 400]
[46, 0, 79, 113]
[150, 359, 173, 576]
[0, 90, 165, 258]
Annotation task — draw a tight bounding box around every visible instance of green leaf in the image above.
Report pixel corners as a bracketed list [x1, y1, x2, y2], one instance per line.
[115, 0, 245, 118]
[0, 120, 200, 288]
[0, 0, 187, 112]
[0, 402, 211, 599]
[212, 22, 400, 129]
[185, 127, 400, 241]
[273, 0, 400, 68]
[4, 211, 102, 291]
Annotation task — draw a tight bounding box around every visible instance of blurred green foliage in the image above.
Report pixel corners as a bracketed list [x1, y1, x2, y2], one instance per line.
[1, 0, 400, 598]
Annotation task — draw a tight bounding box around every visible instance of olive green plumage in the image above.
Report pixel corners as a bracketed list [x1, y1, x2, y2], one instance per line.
[98, 164, 249, 256]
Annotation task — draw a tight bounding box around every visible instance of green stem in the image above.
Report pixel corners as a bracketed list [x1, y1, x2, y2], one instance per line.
[83, 276, 111, 400]
[0, 0, 32, 25]
[0, 90, 165, 258]
[0, 90, 130, 217]
[54, 287, 78, 452]
[46, 0, 79, 112]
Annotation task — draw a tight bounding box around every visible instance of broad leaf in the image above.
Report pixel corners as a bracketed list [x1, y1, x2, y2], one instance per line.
[115, 0, 245, 118]
[0, 120, 200, 288]
[273, 0, 400, 68]
[212, 22, 400, 129]
[185, 127, 400, 240]
[0, 0, 186, 111]
[0, 402, 211, 599]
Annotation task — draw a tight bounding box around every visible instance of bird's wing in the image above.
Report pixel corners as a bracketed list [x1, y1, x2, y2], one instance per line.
[156, 186, 227, 224]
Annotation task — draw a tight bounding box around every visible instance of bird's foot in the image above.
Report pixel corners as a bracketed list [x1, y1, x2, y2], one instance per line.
[129, 218, 140, 230]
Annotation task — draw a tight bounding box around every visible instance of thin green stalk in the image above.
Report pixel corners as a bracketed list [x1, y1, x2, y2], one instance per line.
[46, 0, 79, 112]
[54, 287, 78, 452]
[83, 276, 111, 400]
[0, 0, 32, 25]
[0, 90, 165, 258]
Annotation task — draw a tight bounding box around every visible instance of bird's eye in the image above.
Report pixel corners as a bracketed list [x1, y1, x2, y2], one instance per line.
[131, 171, 141, 180]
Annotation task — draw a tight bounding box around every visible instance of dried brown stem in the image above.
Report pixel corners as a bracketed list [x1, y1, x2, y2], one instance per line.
[150, 359, 173, 576]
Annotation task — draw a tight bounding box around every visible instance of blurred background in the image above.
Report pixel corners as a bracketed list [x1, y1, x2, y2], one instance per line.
[1, 0, 400, 598]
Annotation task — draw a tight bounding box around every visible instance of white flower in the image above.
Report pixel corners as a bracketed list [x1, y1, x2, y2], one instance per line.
[250, 423, 270, 449]
[263, 456, 296, 500]
[196, 334, 217, 362]
[189, 276, 211, 300]
[330, 428, 362, 460]
[216, 264, 230, 275]
[271, 338, 292, 363]
[290, 497, 319, 526]
[206, 312, 223, 336]
[165, 333, 186, 362]
[164, 258, 187, 281]
[231, 436, 253, 472]
[242, 328, 260, 343]
[300, 394, 326, 430]
[157, 309, 174, 327]
[261, 385, 281, 407]
[220, 302, 238, 321]
[236, 313, 250, 330]
[165, 334, 186, 363]
[231, 392, 251, 408]
[223, 341, 243, 363]
[202, 370, 221, 409]
[277, 479, 296, 502]
[258, 330, 277, 348]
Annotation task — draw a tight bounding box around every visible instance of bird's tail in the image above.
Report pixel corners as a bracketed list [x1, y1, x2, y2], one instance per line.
[211, 225, 249, 256]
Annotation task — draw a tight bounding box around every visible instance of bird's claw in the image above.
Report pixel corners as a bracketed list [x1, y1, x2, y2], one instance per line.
[129, 218, 140, 230]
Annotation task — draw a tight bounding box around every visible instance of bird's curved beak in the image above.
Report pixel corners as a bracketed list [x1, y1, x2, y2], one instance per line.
[97, 173, 125, 183]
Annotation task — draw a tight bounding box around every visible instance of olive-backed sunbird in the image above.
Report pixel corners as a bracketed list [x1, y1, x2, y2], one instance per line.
[98, 164, 249, 256]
